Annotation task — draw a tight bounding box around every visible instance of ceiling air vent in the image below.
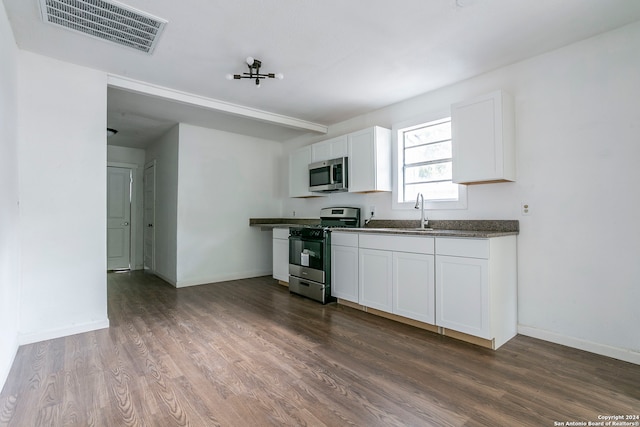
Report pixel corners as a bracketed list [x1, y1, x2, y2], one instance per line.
[39, 0, 167, 54]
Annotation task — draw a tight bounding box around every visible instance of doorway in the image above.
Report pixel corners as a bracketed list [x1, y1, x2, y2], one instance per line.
[107, 166, 132, 270]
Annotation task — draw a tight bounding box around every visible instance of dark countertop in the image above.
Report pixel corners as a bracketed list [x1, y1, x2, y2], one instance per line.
[333, 228, 517, 238]
[250, 218, 518, 237]
[249, 218, 319, 230]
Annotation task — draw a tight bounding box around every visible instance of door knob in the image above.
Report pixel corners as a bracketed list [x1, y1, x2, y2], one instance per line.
[148, 224, 153, 227]
[122, 222, 129, 226]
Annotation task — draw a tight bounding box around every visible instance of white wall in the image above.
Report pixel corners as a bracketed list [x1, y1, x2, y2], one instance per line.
[0, 1, 21, 390]
[17, 52, 109, 344]
[107, 145, 146, 270]
[145, 126, 179, 284]
[175, 124, 282, 287]
[283, 22, 640, 364]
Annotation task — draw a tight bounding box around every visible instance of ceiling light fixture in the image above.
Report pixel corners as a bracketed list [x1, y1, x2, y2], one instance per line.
[226, 57, 284, 88]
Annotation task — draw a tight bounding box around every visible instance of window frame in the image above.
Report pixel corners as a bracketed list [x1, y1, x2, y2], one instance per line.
[392, 112, 467, 211]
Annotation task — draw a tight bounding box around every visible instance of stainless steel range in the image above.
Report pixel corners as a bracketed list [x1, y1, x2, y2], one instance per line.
[288, 207, 360, 304]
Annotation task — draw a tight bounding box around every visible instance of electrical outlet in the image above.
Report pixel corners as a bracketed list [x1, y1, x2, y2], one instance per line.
[292, 210, 296, 217]
[521, 202, 531, 216]
[369, 205, 376, 217]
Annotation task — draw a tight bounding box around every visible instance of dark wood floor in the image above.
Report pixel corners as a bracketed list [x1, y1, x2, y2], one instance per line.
[1, 272, 638, 426]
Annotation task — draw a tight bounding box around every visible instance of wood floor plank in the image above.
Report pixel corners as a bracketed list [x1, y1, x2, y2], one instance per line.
[1, 270, 638, 426]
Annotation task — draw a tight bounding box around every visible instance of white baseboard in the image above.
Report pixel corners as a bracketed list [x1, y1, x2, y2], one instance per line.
[151, 270, 178, 287]
[518, 325, 640, 365]
[18, 318, 110, 346]
[176, 270, 272, 288]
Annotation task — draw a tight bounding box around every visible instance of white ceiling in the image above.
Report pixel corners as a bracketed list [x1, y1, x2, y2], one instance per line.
[5, 0, 640, 147]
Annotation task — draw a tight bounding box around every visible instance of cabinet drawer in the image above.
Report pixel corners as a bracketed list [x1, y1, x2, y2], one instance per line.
[359, 234, 434, 254]
[436, 238, 489, 259]
[332, 232, 358, 247]
[273, 228, 290, 239]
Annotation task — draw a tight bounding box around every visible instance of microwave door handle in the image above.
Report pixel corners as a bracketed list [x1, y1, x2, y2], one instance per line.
[329, 164, 335, 184]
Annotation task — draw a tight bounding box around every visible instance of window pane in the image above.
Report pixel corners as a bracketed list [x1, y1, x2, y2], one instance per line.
[397, 116, 459, 206]
[404, 141, 452, 164]
[404, 121, 451, 148]
[405, 162, 452, 184]
[404, 181, 459, 202]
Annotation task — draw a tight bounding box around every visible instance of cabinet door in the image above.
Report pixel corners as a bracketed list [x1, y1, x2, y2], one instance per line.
[272, 237, 289, 282]
[331, 136, 348, 159]
[331, 245, 359, 302]
[348, 127, 391, 193]
[289, 146, 314, 197]
[359, 248, 393, 312]
[451, 90, 515, 184]
[312, 136, 348, 162]
[348, 128, 376, 193]
[311, 140, 332, 163]
[393, 252, 435, 324]
[435, 255, 490, 339]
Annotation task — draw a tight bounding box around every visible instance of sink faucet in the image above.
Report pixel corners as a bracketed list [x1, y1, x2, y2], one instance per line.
[414, 193, 429, 229]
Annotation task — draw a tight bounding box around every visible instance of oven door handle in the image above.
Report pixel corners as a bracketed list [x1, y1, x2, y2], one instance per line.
[289, 236, 324, 243]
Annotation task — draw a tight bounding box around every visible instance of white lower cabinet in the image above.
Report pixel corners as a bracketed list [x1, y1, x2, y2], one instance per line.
[332, 232, 516, 349]
[358, 234, 435, 322]
[272, 228, 290, 282]
[331, 232, 359, 303]
[435, 236, 517, 349]
[359, 248, 393, 312]
[436, 255, 489, 338]
[393, 252, 435, 324]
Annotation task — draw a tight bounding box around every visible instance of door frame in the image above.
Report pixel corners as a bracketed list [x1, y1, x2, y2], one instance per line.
[107, 161, 139, 270]
[143, 160, 156, 272]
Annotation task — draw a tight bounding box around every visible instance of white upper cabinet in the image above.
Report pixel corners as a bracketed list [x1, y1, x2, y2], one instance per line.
[451, 90, 515, 184]
[311, 135, 348, 163]
[348, 126, 392, 193]
[288, 145, 315, 198]
[289, 126, 391, 197]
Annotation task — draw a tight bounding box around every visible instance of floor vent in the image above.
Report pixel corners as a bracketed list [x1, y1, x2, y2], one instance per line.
[39, 0, 167, 54]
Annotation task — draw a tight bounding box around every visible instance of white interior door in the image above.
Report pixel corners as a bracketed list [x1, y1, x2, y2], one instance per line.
[143, 163, 156, 271]
[107, 167, 132, 270]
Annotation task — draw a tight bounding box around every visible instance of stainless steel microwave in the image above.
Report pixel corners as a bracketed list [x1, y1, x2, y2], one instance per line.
[308, 157, 348, 193]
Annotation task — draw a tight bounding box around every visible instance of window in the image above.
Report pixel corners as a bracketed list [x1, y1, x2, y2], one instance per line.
[393, 116, 466, 209]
